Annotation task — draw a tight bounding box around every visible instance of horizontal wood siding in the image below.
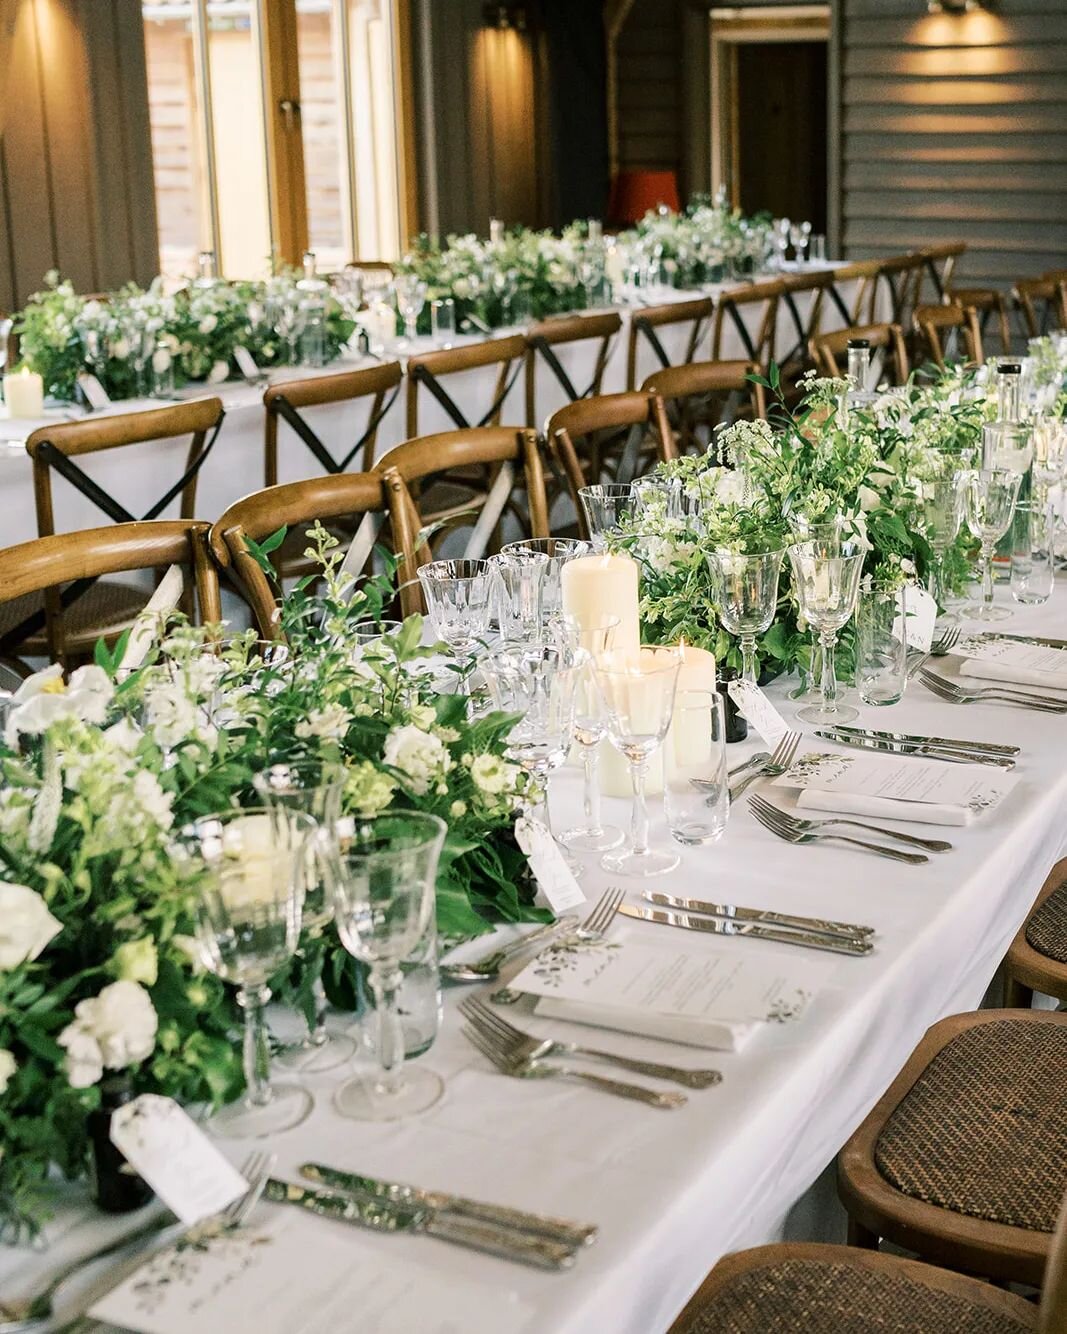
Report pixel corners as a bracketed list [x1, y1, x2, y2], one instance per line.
[615, 0, 684, 183]
[841, 0, 1067, 289]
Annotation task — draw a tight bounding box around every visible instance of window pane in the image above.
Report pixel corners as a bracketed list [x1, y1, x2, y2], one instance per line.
[348, 0, 402, 260]
[296, 0, 349, 271]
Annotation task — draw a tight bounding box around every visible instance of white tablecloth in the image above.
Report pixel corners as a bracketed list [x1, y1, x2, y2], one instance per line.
[0, 273, 865, 550]
[3, 588, 1065, 1333]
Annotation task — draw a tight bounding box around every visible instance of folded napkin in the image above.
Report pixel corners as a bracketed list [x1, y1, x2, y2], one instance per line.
[797, 788, 973, 827]
[118, 565, 184, 673]
[534, 996, 760, 1053]
[958, 658, 1067, 691]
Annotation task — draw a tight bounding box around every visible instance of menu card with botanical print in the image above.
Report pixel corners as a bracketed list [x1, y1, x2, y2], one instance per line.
[506, 939, 834, 1051]
[958, 636, 1067, 689]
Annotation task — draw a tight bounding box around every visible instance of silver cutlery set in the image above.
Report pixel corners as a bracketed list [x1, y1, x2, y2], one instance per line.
[723, 730, 801, 801]
[912, 628, 1067, 712]
[816, 724, 1018, 768]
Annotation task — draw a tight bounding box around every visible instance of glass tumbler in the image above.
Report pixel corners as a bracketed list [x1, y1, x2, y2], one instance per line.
[430, 298, 456, 348]
[1011, 501, 1056, 606]
[855, 586, 907, 707]
[664, 689, 730, 846]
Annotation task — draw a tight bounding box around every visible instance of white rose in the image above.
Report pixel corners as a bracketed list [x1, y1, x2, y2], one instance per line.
[207, 358, 230, 384]
[0, 882, 63, 969]
[198, 314, 218, 334]
[714, 469, 747, 505]
[0, 1049, 16, 1095]
[58, 1023, 104, 1088]
[4, 664, 114, 746]
[469, 753, 518, 797]
[295, 702, 352, 741]
[72, 980, 158, 1071]
[382, 724, 450, 796]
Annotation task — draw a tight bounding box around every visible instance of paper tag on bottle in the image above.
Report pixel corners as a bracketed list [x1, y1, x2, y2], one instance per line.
[77, 372, 111, 410]
[892, 586, 937, 653]
[233, 346, 261, 381]
[515, 816, 586, 916]
[110, 1094, 248, 1225]
[726, 680, 789, 746]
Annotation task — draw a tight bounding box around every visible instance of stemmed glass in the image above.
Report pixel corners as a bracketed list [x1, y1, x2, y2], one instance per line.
[787, 538, 867, 725]
[707, 547, 784, 686]
[560, 615, 622, 852]
[773, 218, 792, 269]
[593, 646, 683, 877]
[329, 812, 447, 1120]
[394, 274, 427, 347]
[964, 468, 1023, 622]
[579, 483, 636, 550]
[180, 807, 316, 1138]
[253, 759, 358, 1074]
[920, 471, 965, 624]
[271, 290, 306, 365]
[417, 558, 495, 687]
[789, 221, 812, 264]
[490, 549, 549, 643]
[500, 537, 591, 617]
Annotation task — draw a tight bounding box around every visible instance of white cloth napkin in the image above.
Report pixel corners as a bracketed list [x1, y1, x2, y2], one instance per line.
[797, 788, 974, 827]
[958, 658, 1067, 691]
[117, 565, 184, 673]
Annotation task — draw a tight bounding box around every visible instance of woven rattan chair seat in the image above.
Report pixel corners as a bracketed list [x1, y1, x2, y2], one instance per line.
[1024, 876, 1067, 963]
[874, 1019, 1067, 1231]
[0, 580, 150, 654]
[678, 1257, 1032, 1333]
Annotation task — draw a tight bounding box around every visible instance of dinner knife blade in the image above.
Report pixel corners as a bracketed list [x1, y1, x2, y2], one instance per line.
[827, 724, 1019, 756]
[617, 904, 873, 956]
[815, 730, 1015, 768]
[299, 1163, 597, 1249]
[265, 1180, 577, 1270]
[643, 891, 874, 940]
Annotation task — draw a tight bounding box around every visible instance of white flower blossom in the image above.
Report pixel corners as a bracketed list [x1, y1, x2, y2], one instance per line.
[469, 753, 519, 797]
[0, 1049, 15, 1095]
[295, 702, 352, 741]
[383, 724, 451, 795]
[58, 980, 158, 1087]
[207, 358, 229, 383]
[0, 881, 63, 969]
[4, 664, 114, 746]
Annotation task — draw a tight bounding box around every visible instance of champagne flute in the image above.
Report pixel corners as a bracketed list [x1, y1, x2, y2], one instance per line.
[786, 538, 866, 725]
[330, 812, 447, 1120]
[964, 468, 1022, 622]
[706, 547, 784, 686]
[593, 646, 683, 877]
[920, 471, 965, 626]
[560, 615, 622, 852]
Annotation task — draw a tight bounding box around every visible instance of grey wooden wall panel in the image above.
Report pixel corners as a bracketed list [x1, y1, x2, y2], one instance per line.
[615, 0, 684, 178]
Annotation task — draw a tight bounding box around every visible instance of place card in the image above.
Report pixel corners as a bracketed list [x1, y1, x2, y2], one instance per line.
[110, 1095, 248, 1225]
[508, 938, 833, 1050]
[893, 586, 936, 653]
[233, 345, 261, 382]
[515, 816, 586, 915]
[76, 371, 111, 411]
[726, 679, 789, 746]
[958, 636, 1067, 690]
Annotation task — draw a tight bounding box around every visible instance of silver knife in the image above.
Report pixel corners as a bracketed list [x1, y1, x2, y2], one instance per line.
[643, 891, 874, 940]
[300, 1163, 597, 1250]
[827, 724, 1019, 756]
[815, 730, 1015, 768]
[984, 632, 1067, 650]
[618, 904, 873, 956]
[264, 1180, 577, 1270]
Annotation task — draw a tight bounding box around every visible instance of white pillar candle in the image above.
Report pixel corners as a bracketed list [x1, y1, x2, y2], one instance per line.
[561, 553, 640, 652]
[4, 366, 44, 418]
[668, 644, 718, 770]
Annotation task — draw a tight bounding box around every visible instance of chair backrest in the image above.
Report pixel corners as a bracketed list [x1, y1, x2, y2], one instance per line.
[1014, 277, 1065, 339]
[777, 270, 837, 375]
[828, 259, 886, 327]
[641, 359, 764, 455]
[877, 253, 926, 332]
[546, 391, 673, 538]
[626, 297, 713, 390]
[1040, 1187, 1067, 1333]
[375, 426, 548, 580]
[918, 241, 967, 303]
[948, 287, 1012, 356]
[25, 397, 225, 541]
[405, 333, 526, 438]
[209, 471, 403, 637]
[810, 323, 909, 384]
[710, 279, 783, 377]
[914, 303, 983, 370]
[263, 361, 402, 485]
[525, 311, 623, 428]
[0, 520, 220, 670]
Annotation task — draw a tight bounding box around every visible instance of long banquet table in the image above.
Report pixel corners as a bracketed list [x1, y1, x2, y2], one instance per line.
[3, 585, 1065, 1333]
[0, 266, 868, 551]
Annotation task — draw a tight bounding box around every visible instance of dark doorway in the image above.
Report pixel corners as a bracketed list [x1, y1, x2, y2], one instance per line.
[735, 41, 827, 232]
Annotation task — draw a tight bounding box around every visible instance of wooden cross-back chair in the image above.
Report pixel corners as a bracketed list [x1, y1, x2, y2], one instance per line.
[641, 360, 764, 457]
[877, 253, 926, 336]
[0, 521, 220, 675]
[914, 302, 984, 370]
[810, 323, 910, 385]
[546, 391, 674, 541]
[208, 471, 412, 639]
[0, 399, 225, 666]
[917, 241, 967, 304]
[776, 270, 838, 388]
[525, 311, 622, 429]
[1015, 277, 1067, 339]
[625, 298, 713, 391]
[375, 426, 549, 587]
[949, 286, 1012, 355]
[709, 279, 783, 380]
[826, 259, 884, 328]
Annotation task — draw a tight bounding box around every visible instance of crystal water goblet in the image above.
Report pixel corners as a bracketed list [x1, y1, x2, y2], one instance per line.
[579, 483, 636, 550]
[500, 537, 591, 617]
[180, 807, 316, 1138]
[560, 615, 623, 852]
[920, 471, 965, 624]
[394, 274, 427, 346]
[789, 220, 812, 263]
[490, 549, 550, 643]
[964, 468, 1022, 622]
[706, 547, 784, 686]
[253, 759, 357, 1074]
[594, 646, 683, 877]
[417, 558, 495, 684]
[330, 812, 447, 1120]
[787, 538, 867, 725]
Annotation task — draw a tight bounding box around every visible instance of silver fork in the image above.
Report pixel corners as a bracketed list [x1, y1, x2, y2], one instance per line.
[573, 887, 625, 941]
[748, 794, 952, 854]
[1, 1151, 274, 1334]
[728, 730, 801, 801]
[460, 995, 721, 1090]
[918, 668, 1067, 713]
[464, 1023, 688, 1110]
[906, 627, 961, 680]
[749, 799, 928, 865]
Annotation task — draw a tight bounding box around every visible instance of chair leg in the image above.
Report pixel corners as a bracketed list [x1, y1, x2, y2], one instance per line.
[847, 1219, 880, 1250]
[1004, 972, 1034, 1010]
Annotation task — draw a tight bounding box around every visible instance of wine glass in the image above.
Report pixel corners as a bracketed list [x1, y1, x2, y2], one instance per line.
[500, 538, 591, 617]
[394, 274, 427, 346]
[579, 483, 636, 550]
[329, 811, 447, 1120]
[180, 807, 316, 1138]
[707, 547, 784, 686]
[417, 558, 495, 684]
[789, 220, 812, 264]
[252, 759, 358, 1074]
[560, 615, 622, 852]
[786, 538, 867, 725]
[920, 471, 965, 625]
[964, 468, 1022, 622]
[773, 217, 792, 269]
[490, 549, 549, 644]
[593, 646, 683, 877]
